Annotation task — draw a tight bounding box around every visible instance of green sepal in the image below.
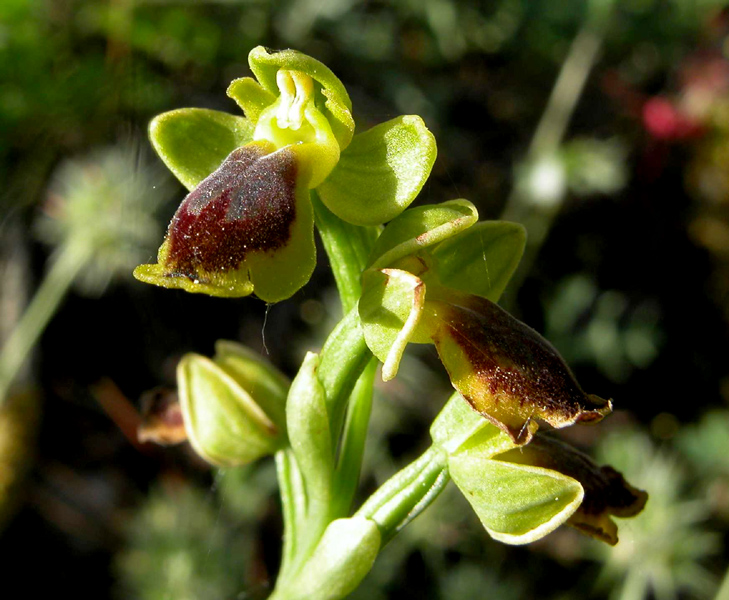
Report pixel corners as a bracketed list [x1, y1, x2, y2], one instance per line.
[177, 354, 284, 466]
[226, 77, 277, 124]
[286, 352, 334, 505]
[317, 116, 437, 226]
[431, 221, 526, 302]
[213, 340, 289, 435]
[496, 435, 648, 545]
[149, 108, 255, 191]
[449, 443, 583, 545]
[430, 392, 500, 455]
[248, 46, 354, 151]
[366, 200, 478, 270]
[295, 517, 381, 600]
[358, 268, 425, 381]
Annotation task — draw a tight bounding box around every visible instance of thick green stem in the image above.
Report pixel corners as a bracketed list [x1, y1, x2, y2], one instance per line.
[318, 308, 372, 446]
[356, 445, 449, 546]
[272, 192, 379, 598]
[0, 242, 90, 405]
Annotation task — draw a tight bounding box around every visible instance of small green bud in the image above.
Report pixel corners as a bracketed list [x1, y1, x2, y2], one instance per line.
[176, 345, 288, 466]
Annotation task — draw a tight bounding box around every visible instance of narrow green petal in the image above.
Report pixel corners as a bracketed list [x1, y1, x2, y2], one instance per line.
[149, 108, 255, 191]
[449, 452, 583, 545]
[317, 116, 437, 226]
[226, 77, 277, 123]
[431, 221, 526, 302]
[248, 46, 354, 150]
[366, 200, 478, 270]
[359, 268, 425, 381]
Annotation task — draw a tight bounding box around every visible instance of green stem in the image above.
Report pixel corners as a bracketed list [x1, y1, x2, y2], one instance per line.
[311, 192, 380, 315]
[0, 242, 90, 405]
[318, 308, 372, 446]
[356, 445, 449, 546]
[274, 448, 307, 586]
[272, 192, 380, 597]
[331, 358, 377, 518]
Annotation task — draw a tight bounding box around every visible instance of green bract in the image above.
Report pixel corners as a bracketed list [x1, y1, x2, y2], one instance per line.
[359, 201, 612, 444]
[134, 46, 436, 302]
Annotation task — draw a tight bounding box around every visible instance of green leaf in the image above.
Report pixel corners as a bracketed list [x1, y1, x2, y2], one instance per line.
[177, 354, 283, 466]
[295, 517, 381, 600]
[286, 352, 334, 505]
[226, 77, 277, 124]
[366, 200, 478, 270]
[149, 108, 255, 191]
[431, 221, 526, 302]
[449, 449, 583, 545]
[248, 46, 354, 150]
[317, 116, 437, 226]
[358, 268, 425, 381]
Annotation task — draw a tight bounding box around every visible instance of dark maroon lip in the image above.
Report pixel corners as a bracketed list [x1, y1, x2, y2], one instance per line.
[165, 144, 299, 280]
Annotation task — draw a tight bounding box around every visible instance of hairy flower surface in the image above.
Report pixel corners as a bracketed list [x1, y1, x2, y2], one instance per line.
[135, 47, 436, 301]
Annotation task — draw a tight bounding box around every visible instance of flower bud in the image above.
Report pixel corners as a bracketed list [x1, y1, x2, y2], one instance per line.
[176, 343, 288, 466]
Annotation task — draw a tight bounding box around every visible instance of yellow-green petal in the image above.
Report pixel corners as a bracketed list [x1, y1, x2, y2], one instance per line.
[226, 77, 277, 124]
[359, 268, 426, 381]
[366, 200, 478, 270]
[317, 115, 437, 226]
[430, 221, 526, 302]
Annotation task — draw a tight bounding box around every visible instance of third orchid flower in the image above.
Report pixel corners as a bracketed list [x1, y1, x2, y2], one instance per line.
[359, 200, 612, 443]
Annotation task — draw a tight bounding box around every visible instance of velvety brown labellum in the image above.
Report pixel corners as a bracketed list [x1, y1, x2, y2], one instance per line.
[427, 294, 612, 444]
[137, 387, 187, 446]
[165, 144, 298, 280]
[497, 435, 648, 545]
